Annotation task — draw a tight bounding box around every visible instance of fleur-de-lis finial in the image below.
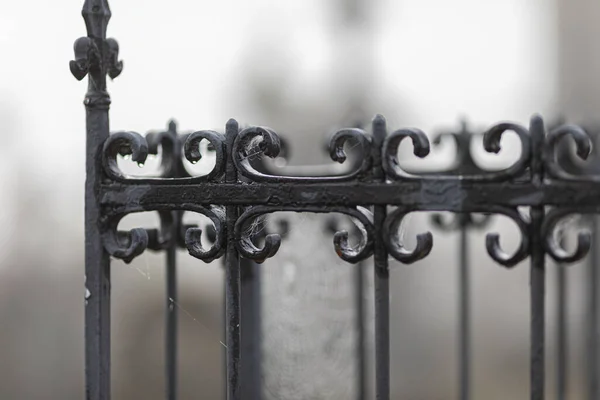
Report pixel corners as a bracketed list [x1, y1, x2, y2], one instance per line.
[70, 0, 123, 106]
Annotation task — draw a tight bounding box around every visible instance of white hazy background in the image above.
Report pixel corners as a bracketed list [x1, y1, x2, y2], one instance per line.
[0, 0, 595, 399]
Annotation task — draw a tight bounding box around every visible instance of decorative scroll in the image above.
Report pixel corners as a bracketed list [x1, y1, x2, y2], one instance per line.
[234, 206, 374, 263]
[382, 208, 433, 264]
[482, 207, 531, 268]
[102, 129, 226, 183]
[233, 126, 372, 183]
[92, 113, 600, 268]
[544, 124, 593, 181]
[71, 3, 600, 399]
[542, 208, 592, 263]
[103, 131, 149, 181]
[382, 120, 532, 182]
[101, 204, 226, 264]
[183, 130, 226, 180]
[384, 206, 529, 267]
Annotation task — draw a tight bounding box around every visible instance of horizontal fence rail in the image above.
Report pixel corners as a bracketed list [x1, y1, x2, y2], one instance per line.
[73, 1, 599, 400]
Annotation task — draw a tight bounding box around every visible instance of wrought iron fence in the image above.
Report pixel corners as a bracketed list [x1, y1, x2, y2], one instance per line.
[72, 1, 600, 399]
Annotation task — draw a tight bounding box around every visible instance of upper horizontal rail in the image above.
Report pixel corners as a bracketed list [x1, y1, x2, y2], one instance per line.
[100, 180, 599, 209]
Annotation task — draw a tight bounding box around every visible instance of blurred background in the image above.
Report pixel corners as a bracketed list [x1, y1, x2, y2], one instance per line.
[0, 0, 598, 398]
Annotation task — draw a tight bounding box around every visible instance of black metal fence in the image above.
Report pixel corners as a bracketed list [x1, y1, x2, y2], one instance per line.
[72, 1, 600, 399]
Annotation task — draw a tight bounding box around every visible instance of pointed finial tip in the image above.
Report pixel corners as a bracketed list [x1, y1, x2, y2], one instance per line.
[82, 0, 112, 16]
[81, 0, 112, 39]
[530, 114, 544, 126]
[168, 119, 177, 131]
[373, 114, 386, 125]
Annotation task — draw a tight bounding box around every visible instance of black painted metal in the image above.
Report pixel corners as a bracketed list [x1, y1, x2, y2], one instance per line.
[371, 115, 390, 400]
[224, 120, 242, 400]
[590, 220, 598, 400]
[72, 1, 121, 399]
[240, 258, 262, 400]
[355, 260, 367, 400]
[165, 242, 178, 400]
[530, 117, 546, 400]
[458, 219, 470, 400]
[72, 1, 600, 399]
[556, 260, 567, 400]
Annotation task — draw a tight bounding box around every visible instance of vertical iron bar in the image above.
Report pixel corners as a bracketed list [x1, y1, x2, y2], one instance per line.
[165, 122, 185, 400]
[530, 206, 545, 400]
[530, 115, 545, 400]
[222, 279, 227, 399]
[588, 217, 598, 400]
[356, 261, 366, 400]
[72, 1, 124, 394]
[166, 212, 179, 400]
[556, 262, 567, 400]
[241, 258, 262, 400]
[372, 115, 389, 400]
[458, 217, 470, 400]
[75, 1, 120, 396]
[225, 119, 241, 400]
[85, 100, 111, 400]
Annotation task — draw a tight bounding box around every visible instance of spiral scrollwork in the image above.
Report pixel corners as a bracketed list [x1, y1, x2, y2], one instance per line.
[542, 208, 592, 263]
[183, 130, 226, 180]
[482, 207, 530, 267]
[101, 204, 226, 264]
[102, 127, 226, 183]
[103, 131, 149, 181]
[183, 205, 226, 263]
[328, 128, 372, 168]
[382, 128, 430, 181]
[233, 126, 281, 178]
[544, 124, 593, 181]
[103, 226, 149, 264]
[383, 208, 433, 264]
[385, 206, 528, 267]
[233, 126, 372, 182]
[383, 120, 532, 182]
[234, 206, 374, 263]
